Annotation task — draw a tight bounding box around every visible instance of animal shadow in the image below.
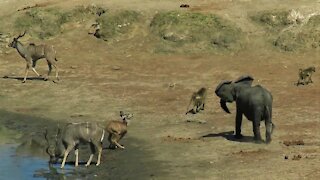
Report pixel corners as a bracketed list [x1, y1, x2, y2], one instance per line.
[202, 131, 255, 143]
[103, 144, 125, 150]
[3, 75, 45, 82]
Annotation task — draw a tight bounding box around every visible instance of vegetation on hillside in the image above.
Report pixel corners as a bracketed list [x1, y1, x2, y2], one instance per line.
[150, 11, 244, 53]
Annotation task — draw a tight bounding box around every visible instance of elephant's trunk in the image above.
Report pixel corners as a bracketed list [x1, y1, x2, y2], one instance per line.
[220, 99, 231, 114]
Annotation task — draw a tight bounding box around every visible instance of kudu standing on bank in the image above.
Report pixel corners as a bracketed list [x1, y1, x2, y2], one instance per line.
[106, 111, 133, 149]
[44, 122, 105, 168]
[8, 31, 59, 83]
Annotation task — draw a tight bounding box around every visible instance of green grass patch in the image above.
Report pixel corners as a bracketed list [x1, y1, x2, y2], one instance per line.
[273, 15, 320, 51]
[14, 5, 104, 39]
[95, 10, 141, 41]
[251, 10, 320, 51]
[150, 11, 243, 53]
[250, 10, 291, 31]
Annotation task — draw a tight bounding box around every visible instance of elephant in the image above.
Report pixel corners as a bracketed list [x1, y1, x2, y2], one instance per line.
[215, 75, 275, 144]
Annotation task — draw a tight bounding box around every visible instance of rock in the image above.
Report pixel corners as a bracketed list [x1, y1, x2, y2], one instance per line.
[283, 140, 305, 146]
[168, 83, 176, 88]
[112, 66, 121, 70]
[292, 154, 302, 160]
[70, 66, 78, 69]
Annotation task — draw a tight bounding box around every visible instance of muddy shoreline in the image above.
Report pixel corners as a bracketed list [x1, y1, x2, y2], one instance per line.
[0, 110, 167, 179]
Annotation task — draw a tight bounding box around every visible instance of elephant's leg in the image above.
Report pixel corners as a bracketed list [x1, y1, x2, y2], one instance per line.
[265, 121, 272, 144]
[252, 115, 262, 143]
[234, 109, 243, 139]
[265, 107, 273, 144]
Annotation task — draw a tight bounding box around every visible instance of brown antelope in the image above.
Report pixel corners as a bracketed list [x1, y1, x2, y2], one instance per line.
[44, 122, 105, 168]
[8, 31, 59, 83]
[106, 111, 133, 149]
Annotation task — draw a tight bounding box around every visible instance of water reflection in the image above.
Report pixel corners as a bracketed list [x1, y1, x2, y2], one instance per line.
[0, 144, 74, 180]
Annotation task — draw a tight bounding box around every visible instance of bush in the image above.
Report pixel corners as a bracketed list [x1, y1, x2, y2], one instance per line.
[250, 10, 291, 31]
[150, 11, 243, 53]
[95, 10, 141, 40]
[14, 5, 103, 39]
[273, 15, 320, 51]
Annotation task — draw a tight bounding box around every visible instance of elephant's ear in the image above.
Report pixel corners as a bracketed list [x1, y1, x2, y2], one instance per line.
[215, 80, 232, 95]
[234, 75, 254, 86]
[215, 80, 233, 114]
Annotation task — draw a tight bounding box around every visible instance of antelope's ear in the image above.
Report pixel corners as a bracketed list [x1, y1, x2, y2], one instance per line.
[233, 75, 254, 86]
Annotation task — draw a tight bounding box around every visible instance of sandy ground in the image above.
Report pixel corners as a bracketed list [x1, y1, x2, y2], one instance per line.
[0, 0, 319, 179]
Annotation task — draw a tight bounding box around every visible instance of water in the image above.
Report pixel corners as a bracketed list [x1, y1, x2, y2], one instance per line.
[0, 144, 74, 180]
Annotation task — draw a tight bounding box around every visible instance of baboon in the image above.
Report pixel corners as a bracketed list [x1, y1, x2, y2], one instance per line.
[8, 31, 59, 83]
[296, 66, 316, 86]
[106, 111, 133, 149]
[186, 87, 207, 114]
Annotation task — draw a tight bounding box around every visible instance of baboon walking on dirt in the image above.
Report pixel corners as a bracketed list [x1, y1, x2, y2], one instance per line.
[186, 87, 207, 114]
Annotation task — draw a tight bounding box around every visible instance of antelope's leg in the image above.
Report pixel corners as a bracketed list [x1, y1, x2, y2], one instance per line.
[112, 134, 125, 149]
[51, 63, 59, 81]
[74, 148, 79, 167]
[96, 143, 103, 166]
[22, 62, 31, 83]
[31, 60, 40, 76]
[55, 65, 59, 81]
[31, 68, 40, 77]
[85, 143, 96, 167]
[61, 146, 73, 168]
[45, 62, 52, 81]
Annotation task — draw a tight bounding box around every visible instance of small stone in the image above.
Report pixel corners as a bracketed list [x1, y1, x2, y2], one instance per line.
[292, 154, 302, 160]
[112, 66, 121, 70]
[70, 66, 77, 69]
